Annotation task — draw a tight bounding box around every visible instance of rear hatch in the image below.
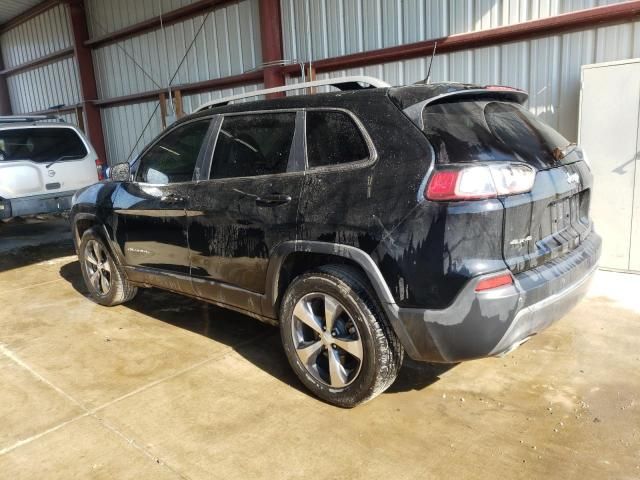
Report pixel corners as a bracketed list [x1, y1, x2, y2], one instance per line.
[0, 125, 97, 199]
[420, 97, 593, 274]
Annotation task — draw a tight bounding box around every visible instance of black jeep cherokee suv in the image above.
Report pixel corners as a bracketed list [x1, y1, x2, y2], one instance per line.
[71, 81, 601, 407]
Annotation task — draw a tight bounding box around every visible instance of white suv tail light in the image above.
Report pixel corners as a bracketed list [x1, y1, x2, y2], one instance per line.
[425, 163, 536, 201]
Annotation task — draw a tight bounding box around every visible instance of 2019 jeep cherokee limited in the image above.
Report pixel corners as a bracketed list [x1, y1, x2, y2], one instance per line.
[70, 80, 601, 407]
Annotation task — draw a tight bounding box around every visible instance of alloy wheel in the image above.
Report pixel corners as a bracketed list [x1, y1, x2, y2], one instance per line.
[291, 293, 364, 388]
[84, 240, 111, 296]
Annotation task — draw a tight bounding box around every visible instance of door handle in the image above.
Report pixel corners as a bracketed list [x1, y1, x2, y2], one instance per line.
[160, 193, 186, 203]
[255, 193, 292, 207]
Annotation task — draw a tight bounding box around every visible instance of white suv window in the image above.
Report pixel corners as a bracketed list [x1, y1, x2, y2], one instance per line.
[0, 127, 87, 163]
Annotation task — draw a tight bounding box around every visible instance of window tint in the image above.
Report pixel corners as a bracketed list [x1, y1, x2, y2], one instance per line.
[137, 120, 210, 184]
[306, 111, 368, 168]
[210, 113, 296, 179]
[0, 127, 87, 163]
[484, 102, 570, 161]
[422, 100, 572, 167]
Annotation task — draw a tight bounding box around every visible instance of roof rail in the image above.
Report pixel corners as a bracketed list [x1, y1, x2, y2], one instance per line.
[194, 75, 391, 112]
[0, 114, 62, 123]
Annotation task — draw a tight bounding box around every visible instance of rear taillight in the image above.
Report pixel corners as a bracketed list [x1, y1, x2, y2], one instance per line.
[96, 159, 105, 180]
[425, 163, 536, 201]
[475, 272, 514, 292]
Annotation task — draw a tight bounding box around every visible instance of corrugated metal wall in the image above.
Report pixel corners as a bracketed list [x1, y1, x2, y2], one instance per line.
[101, 101, 163, 164]
[0, 3, 82, 116]
[0, 3, 73, 68]
[87, 0, 262, 163]
[89, 0, 261, 98]
[281, 0, 631, 60]
[5, 57, 81, 113]
[101, 84, 265, 164]
[281, 0, 640, 140]
[85, 0, 200, 37]
[1, 0, 639, 163]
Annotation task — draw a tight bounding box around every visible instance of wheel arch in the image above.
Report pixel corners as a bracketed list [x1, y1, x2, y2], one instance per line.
[72, 213, 98, 247]
[72, 213, 122, 265]
[262, 241, 396, 319]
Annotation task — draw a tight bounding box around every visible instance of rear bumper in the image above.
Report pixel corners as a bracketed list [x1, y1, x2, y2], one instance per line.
[390, 232, 602, 362]
[0, 191, 75, 219]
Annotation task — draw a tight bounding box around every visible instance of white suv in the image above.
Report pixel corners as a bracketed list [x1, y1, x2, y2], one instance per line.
[0, 115, 101, 220]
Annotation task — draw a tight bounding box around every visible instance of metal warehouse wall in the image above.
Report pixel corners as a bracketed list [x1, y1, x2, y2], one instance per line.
[1, 0, 639, 165]
[282, 0, 639, 140]
[85, 0, 263, 163]
[0, 3, 81, 118]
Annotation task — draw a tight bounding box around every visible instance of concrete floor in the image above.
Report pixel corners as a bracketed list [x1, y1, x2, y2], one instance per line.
[0, 217, 639, 479]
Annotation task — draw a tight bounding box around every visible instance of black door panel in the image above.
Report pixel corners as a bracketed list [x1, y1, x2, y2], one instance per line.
[111, 118, 213, 293]
[188, 175, 304, 295]
[115, 182, 191, 275]
[186, 111, 304, 310]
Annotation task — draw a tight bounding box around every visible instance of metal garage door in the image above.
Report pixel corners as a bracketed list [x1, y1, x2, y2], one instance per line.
[579, 59, 640, 273]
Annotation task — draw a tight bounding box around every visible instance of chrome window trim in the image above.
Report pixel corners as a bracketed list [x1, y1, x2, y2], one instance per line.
[302, 107, 378, 174]
[203, 109, 304, 183]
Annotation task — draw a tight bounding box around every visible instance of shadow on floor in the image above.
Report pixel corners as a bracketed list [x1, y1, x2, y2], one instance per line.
[59, 260, 453, 402]
[0, 216, 74, 272]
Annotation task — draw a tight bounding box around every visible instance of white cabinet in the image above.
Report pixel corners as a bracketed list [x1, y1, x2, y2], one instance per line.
[579, 59, 640, 273]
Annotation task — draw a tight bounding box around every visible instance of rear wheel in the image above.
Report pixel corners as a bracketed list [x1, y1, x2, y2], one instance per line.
[78, 228, 137, 306]
[280, 265, 403, 407]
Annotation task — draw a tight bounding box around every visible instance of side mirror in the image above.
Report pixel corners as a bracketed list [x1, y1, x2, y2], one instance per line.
[110, 162, 131, 182]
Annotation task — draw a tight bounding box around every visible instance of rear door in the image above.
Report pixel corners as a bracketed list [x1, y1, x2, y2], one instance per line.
[297, 108, 377, 244]
[114, 118, 213, 291]
[422, 100, 593, 273]
[0, 126, 96, 199]
[186, 111, 305, 312]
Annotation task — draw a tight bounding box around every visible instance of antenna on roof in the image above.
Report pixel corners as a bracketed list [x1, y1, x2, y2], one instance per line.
[425, 41, 438, 84]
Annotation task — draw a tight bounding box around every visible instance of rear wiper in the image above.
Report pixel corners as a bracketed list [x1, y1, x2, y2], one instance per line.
[552, 142, 577, 161]
[46, 154, 85, 168]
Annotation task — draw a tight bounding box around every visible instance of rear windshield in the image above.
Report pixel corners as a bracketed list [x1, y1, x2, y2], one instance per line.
[0, 127, 87, 163]
[422, 100, 572, 168]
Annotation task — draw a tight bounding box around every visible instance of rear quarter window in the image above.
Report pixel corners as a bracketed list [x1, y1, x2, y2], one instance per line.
[0, 127, 87, 163]
[306, 111, 369, 168]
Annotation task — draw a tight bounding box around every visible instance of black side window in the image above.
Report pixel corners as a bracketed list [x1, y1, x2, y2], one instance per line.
[0, 127, 87, 162]
[210, 112, 296, 179]
[137, 120, 210, 184]
[306, 111, 368, 168]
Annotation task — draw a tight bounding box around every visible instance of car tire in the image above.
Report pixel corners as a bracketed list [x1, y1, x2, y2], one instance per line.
[78, 228, 137, 306]
[280, 264, 403, 408]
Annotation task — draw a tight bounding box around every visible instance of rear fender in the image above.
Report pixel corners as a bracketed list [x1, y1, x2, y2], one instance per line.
[262, 241, 423, 358]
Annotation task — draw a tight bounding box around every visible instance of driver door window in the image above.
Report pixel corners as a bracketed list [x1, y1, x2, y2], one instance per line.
[136, 120, 211, 184]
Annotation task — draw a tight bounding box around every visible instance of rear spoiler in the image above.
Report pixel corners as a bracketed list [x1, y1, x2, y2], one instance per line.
[403, 87, 528, 130]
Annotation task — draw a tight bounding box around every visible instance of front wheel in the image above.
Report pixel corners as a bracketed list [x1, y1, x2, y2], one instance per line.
[280, 265, 403, 408]
[78, 228, 137, 306]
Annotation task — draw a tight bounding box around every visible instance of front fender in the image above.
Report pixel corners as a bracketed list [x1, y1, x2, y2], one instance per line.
[70, 182, 124, 264]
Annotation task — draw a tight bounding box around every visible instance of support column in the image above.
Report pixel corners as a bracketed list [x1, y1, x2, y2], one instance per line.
[258, 0, 285, 98]
[0, 56, 12, 115]
[68, 0, 107, 167]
